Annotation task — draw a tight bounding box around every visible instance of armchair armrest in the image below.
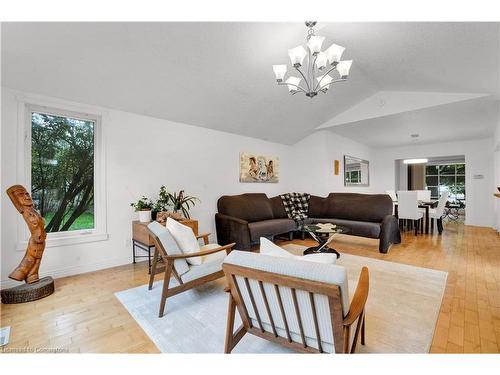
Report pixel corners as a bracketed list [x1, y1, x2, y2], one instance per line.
[165, 242, 236, 260]
[343, 267, 369, 327]
[196, 232, 211, 245]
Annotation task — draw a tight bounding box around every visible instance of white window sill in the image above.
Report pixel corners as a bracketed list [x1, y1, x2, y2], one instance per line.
[16, 232, 109, 251]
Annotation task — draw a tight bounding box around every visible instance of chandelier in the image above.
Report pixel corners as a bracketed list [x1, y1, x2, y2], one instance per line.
[272, 22, 352, 98]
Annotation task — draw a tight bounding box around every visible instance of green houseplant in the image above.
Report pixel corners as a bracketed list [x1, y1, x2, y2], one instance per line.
[130, 196, 154, 222]
[152, 185, 172, 218]
[168, 190, 199, 219]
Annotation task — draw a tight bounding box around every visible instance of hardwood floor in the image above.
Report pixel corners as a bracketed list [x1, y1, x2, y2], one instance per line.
[1, 222, 499, 353]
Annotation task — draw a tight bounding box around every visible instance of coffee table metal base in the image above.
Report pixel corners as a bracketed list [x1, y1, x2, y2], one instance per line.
[303, 246, 341, 259]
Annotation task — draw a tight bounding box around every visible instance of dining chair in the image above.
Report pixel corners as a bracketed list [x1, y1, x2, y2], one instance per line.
[429, 191, 449, 234]
[397, 191, 424, 235]
[416, 190, 431, 202]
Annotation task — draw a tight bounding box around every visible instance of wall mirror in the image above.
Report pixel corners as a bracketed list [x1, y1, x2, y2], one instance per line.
[344, 155, 370, 186]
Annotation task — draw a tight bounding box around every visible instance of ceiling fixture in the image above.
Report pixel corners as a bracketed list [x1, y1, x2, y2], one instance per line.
[403, 158, 429, 165]
[272, 21, 352, 98]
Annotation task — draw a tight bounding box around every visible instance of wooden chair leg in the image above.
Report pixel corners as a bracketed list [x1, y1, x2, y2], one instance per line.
[437, 218, 443, 235]
[414, 219, 418, 235]
[420, 218, 424, 234]
[361, 313, 366, 346]
[431, 218, 434, 234]
[224, 293, 237, 353]
[158, 262, 173, 318]
[148, 247, 159, 290]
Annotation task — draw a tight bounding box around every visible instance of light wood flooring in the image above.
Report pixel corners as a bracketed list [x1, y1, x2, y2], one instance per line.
[1, 222, 499, 353]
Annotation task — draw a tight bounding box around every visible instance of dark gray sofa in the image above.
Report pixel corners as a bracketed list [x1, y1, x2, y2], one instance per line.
[215, 192, 401, 253]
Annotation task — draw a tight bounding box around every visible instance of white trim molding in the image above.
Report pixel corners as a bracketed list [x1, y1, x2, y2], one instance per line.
[15, 95, 108, 249]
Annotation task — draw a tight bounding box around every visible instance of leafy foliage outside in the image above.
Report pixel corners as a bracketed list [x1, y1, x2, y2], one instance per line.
[31, 112, 95, 232]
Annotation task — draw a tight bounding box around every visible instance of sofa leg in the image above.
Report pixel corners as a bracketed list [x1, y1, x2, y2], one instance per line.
[289, 232, 293, 241]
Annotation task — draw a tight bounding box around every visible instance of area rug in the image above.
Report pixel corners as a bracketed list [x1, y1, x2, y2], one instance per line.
[115, 248, 447, 353]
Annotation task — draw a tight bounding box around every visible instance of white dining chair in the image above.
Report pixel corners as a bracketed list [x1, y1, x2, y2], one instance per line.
[416, 190, 431, 202]
[429, 191, 449, 234]
[397, 191, 424, 235]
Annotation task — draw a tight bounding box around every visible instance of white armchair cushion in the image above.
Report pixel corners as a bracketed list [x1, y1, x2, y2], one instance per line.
[166, 217, 202, 265]
[180, 247, 226, 283]
[147, 221, 190, 275]
[260, 237, 336, 265]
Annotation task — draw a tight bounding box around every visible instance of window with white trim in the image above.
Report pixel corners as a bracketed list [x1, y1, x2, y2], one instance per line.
[23, 103, 106, 245]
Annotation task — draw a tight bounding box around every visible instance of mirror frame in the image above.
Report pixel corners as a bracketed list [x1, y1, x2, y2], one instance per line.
[344, 155, 370, 187]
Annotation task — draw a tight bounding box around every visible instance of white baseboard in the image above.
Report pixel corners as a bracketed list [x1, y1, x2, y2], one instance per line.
[0, 256, 132, 289]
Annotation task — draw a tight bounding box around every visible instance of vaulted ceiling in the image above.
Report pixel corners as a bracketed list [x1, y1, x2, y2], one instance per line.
[2, 22, 499, 146]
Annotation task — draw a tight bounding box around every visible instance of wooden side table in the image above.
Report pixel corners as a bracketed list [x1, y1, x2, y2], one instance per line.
[132, 219, 198, 273]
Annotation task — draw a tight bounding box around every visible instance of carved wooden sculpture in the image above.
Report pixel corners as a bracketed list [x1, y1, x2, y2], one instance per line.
[1, 185, 54, 304]
[7, 185, 47, 283]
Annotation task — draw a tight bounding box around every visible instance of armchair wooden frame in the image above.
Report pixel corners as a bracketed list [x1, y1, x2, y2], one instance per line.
[222, 264, 369, 354]
[148, 229, 236, 317]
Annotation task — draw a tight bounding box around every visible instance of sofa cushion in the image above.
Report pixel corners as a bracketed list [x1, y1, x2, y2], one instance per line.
[180, 249, 226, 283]
[248, 219, 296, 242]
[309, 218, 381, 238]
[269, 196, 288, 218]
[217, 193, 274, 222]
[324, 193, 393, 223]
[308, 195, 329, 218]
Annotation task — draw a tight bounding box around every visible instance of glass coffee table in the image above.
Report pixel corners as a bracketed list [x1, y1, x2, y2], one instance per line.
[298, 223, 349, 259]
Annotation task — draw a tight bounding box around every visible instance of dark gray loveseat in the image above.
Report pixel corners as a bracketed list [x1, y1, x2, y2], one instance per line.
[215, 192, 400, 253]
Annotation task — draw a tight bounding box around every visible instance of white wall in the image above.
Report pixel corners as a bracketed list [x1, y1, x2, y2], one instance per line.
[371, 139, 495, 228]
[289, 130, 373, 196]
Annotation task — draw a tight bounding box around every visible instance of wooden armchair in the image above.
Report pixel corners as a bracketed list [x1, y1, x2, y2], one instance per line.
[222, 251, 369, 353]
[147, 221, 236, 317]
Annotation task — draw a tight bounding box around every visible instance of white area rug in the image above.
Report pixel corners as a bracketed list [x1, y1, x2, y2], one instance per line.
[115, 248, 447, 353]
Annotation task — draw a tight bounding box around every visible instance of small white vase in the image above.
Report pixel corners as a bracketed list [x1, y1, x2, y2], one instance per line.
[138, 210, 152, 223]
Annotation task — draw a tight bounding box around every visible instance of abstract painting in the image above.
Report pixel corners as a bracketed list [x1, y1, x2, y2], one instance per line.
[239, 152, 279, 183]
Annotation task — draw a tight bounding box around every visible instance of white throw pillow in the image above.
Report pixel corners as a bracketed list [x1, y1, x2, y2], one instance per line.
[259, 238, 336, 265]
[166, 217, 201, 265]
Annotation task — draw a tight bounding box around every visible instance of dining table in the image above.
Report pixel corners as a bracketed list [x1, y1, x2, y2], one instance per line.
[393, 200, 438, 234]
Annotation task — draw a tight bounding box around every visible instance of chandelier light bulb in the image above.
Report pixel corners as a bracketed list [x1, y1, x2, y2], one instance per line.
[325, 43, 345, 65]
[285, 76, 302, 92]
[336, 60, 353, 78]
[315, 52, 328, 70]
[307, 35, 325, 54]
[288, 45, 307, 67]
[272, 65, 287, 81]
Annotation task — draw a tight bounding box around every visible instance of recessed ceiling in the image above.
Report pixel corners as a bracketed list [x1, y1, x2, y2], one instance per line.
[1, 22, 499, 145]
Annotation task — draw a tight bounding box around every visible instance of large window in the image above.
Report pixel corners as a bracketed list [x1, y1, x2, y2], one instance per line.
[425, 163, 465, 200]
[30, 108, 95, 233]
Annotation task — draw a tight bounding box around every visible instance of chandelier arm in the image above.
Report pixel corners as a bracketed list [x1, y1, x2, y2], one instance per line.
[310, 53, 318, 91]
[313, 65, 339, 92]
[294, 66, 311, 92]
[278, 82, 308, 93]
[318, 78, 347, 92]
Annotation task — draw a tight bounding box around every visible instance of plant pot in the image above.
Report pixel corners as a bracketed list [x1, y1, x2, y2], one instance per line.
[138, 210, 152, 223]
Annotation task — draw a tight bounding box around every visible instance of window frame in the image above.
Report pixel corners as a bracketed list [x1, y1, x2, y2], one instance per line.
[425, 162, 465, 200]
[16, 97, 108, 249]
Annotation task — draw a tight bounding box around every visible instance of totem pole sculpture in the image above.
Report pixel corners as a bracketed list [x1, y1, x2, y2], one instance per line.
[1, 185, 54, 304]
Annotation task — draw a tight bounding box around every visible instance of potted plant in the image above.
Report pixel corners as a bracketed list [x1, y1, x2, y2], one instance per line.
[152, 185, 171, 220]
[168, 190, 199, 219]
[130, 196, 154, 223]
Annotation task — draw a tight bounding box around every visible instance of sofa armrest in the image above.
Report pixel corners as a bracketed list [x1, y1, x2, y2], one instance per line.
[215, 213, 252, 250]
[379, 215, 401, 253]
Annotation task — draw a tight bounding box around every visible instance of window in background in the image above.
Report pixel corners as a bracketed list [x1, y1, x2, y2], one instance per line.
[31, 110, 95, 233]
[425, 163, 465, 201]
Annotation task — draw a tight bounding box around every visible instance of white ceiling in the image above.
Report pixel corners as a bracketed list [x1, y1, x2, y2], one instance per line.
[2, 22, 499, 146]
